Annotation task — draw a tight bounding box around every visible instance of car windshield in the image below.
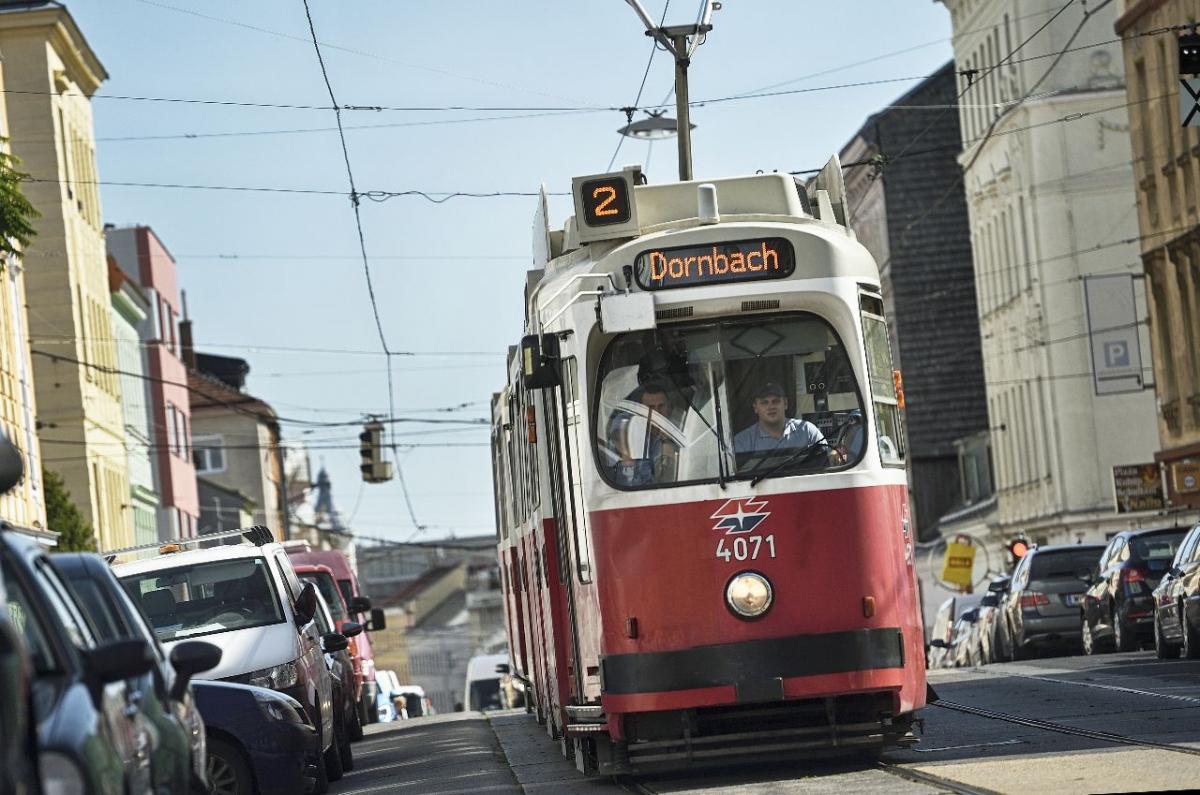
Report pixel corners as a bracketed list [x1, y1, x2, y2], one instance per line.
[301, 572, 347, 620]
[1128, 531, 1187, 562]
[1029, 549, 1102, 580]
[120, 557, 284, 641]
[594, 314, 867, 489]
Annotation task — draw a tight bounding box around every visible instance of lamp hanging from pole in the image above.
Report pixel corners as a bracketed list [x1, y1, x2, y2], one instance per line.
[617, 110, 695, 141]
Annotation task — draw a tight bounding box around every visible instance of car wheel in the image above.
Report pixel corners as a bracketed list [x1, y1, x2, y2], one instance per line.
[348, 703, 364, 742]
[1155, 612, 1181, 659]
[206, 739, 253, 795]
[310, 750, 329, 795]
[324, 737, 345, 782]
[1113, 605, 1136, 652]
[1081, 614, 1096, 656]
[1182, 608, 1200, 660]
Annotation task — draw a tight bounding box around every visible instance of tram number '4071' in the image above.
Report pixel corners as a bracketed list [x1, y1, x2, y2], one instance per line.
[715, 535, 776, 562]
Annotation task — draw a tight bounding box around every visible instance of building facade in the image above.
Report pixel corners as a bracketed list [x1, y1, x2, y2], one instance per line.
[0, 48, 46, 538]
[186, 350, 288, 536]
[937, 0, 1161, 547]
[107, 225, 200, 539]
[840, 63, 991, 541]
[0, 1, 133, 550]
[109, 262, 158, 546]
[1116, 0, 1200, 514]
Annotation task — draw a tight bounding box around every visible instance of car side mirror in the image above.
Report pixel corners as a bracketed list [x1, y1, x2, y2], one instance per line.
[322, 633, 349, 653]
[1169, 566, 1184, 579]
[294, 582, 317, 627]
[495, 663, 510, 675]
[0, 429, 22, 496]
[350, 595, 371, 614]
[340, 621, 363, 639]
[928, 639, 948, 649]
[169, 641, 222, 702]
[86, 638, 154, 695]
[366, 607, 386, 632]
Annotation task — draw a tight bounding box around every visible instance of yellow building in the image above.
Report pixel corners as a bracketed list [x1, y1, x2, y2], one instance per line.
[0, 2, 132, 549]
[1117, 0, 1200, 513]
[0, 53, 47, 538]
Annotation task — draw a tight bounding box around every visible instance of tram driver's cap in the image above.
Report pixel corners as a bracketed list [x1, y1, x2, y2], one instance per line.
[753, 382, 786, 399]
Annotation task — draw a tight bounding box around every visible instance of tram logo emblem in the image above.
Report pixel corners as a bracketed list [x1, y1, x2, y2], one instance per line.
[711, 498, 771, 535]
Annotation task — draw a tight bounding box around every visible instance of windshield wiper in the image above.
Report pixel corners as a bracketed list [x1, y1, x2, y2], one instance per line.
[671, 376, 731, 489]
[750, 440, 832, 487]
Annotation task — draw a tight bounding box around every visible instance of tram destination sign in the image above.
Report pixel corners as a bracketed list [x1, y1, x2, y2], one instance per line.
[635, 238, 795, 291]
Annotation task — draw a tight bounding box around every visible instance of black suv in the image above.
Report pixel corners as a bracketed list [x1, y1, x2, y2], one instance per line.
[1081, 527, 1190, 653]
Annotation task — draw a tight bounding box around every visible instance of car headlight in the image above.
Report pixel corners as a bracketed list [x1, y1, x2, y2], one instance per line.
[247, 661, 299, 690]
[255, 691, 307, 724]
[726, 572, 773, 618]
[39, 752, 85, 795]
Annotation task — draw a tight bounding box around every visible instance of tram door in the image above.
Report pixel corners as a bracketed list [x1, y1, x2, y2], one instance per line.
[544, 356, 589, 704]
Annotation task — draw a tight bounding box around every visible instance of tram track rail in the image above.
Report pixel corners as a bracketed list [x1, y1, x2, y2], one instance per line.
[932, 699, 1200, 758]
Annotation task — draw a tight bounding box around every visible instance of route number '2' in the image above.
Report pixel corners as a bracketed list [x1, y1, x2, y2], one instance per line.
[592, 185, 619, 216]
[715, 535, 776, 562]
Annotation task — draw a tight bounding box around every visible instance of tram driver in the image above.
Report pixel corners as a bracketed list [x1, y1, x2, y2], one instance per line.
[734, 382, 829, 466]
[608, 380, 679, 486]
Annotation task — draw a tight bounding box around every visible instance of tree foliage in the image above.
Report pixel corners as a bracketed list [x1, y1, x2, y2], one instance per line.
[0, 148, 38, 258]
[43, 468, 96, 552]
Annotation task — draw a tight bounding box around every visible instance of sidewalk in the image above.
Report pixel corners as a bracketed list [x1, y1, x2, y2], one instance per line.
[488, 710, 614, 794]
[332, 712, 523, 795]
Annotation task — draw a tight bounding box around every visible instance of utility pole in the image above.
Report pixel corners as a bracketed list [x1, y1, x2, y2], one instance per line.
[623, 0, 718, 181]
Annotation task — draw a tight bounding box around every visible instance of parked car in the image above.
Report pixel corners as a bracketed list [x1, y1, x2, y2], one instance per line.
[311, 587, 361, 771]
[295, 562, 365, 740]
[284, 541, 384, 724]
[1, 527, 157, 795]
[194, 679, 321, 795]
[926, 594, 982, 669]
[53, 552, 221, 794]
[981, 575, 1012, 663]
[393, 684, 434, 718]
[1152, 522, 1200, 659]
[1081, 527, 1190, 654]
[951, 607, 982, 668]
[0, 431, 36, 795]
[1001, 544, 1105, 659]
[114, 528, 342, 792]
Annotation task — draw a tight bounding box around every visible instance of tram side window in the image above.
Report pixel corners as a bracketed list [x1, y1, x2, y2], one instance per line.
[505, 398, 523, 528]
[594, 313, 867, 490]
[524, 392, 540, 513]
[861, 302, 905, 465]
[490, 429, 509, 541]
[563, 358, 594, 583]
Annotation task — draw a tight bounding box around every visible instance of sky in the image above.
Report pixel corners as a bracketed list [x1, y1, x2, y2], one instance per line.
[60, 0, 957, 543]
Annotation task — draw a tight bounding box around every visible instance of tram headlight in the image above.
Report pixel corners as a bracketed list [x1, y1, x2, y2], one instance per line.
[726, 572, 773, 618]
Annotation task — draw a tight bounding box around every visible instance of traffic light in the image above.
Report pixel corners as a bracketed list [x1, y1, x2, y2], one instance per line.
[359, 421, 393, 483]
[1006, 536, 1030, 567]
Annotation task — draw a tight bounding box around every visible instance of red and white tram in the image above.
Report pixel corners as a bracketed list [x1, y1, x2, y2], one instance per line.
[491, 161, 926, 773]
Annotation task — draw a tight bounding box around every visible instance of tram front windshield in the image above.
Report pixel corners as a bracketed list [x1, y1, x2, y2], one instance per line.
[595, 313, 867, 489]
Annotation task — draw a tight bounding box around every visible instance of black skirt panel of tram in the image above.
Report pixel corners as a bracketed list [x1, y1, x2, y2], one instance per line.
[600, 628, 904, 696]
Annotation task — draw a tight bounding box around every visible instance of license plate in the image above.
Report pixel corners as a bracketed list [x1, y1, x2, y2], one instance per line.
[1063, 594, 1082, 607]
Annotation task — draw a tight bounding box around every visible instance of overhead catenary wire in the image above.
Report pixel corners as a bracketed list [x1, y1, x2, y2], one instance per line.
[298, 0, 425, 536]
[607, 0, 672, 172]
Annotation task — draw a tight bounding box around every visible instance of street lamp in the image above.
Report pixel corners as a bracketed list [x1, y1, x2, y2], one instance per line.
[617, 110, 695, 141]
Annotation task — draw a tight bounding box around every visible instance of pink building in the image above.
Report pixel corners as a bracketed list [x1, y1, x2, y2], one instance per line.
[106, 225, 199, 539]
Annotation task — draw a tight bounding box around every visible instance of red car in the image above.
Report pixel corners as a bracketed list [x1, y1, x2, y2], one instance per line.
[285, 544, 386, 724]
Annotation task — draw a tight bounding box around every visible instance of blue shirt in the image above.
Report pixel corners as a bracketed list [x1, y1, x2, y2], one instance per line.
[734, 418, 826, 454]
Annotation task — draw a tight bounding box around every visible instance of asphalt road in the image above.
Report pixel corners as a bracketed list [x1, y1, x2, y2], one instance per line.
[326, 651, 1200, 794]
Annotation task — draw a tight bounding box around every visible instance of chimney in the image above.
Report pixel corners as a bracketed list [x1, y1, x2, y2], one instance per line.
[179, 289, 196, 369]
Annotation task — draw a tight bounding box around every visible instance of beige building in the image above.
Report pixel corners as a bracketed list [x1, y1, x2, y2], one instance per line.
[0, 1, 132, 549]
[0, 53, 46, 538]
[936, 0, 1161, 550]
[1117, 0, 1200, 514]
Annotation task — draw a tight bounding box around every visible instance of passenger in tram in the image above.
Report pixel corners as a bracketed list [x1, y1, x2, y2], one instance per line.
[608, 381, 679, 486]
[733, 382, 828, 461]
[831, 409, 865, 464]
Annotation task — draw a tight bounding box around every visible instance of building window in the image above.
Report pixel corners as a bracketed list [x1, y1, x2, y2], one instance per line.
[193, 435, 226, 474]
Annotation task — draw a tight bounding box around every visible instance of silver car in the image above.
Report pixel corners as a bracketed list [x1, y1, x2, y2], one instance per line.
[1002, 544, 1105, 659]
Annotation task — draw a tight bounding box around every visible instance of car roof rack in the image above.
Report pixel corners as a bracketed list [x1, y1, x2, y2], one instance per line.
[103, 524, 275, 558]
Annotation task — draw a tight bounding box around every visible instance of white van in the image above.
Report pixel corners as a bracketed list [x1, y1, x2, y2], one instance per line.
[464, 653, 509, 712]
[113, 528, 344, 788]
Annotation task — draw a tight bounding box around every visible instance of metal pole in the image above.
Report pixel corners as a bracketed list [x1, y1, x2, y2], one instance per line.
[672, 33, 692, 181]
